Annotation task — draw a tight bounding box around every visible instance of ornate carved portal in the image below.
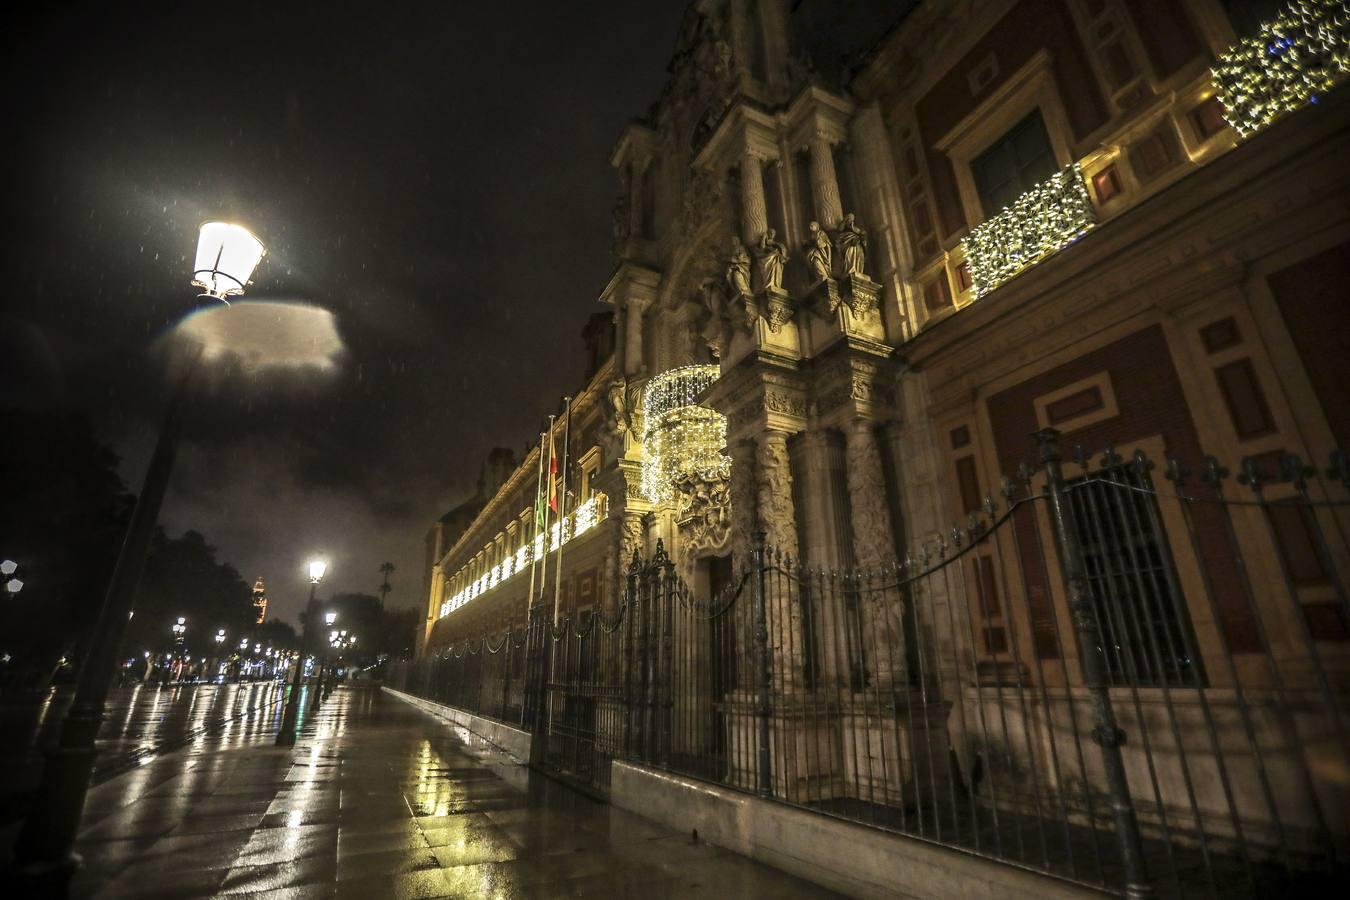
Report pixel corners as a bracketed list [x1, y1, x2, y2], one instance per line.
[674, 458, 732, 572]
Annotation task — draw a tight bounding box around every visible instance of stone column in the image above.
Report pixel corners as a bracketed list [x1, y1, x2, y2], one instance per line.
[740, 150, 769, 247]
[794, 430, 838, 569]
[845, 418, 904, 685]
[756, 430, 799, 560]
[808, 134, 843, 230]
[756, 429, 804, 690]
[624, 296, 648, 377]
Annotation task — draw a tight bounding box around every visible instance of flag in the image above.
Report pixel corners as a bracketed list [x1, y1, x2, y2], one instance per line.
[547, 430, 559, 514]
[533, 432, 548, 531]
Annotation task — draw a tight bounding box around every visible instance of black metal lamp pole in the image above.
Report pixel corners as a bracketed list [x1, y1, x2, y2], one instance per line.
[12, 352, 198, 885]
[276, 581, 317, 747]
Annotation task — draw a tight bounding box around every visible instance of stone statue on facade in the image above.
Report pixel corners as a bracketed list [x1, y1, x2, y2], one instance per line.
[756, 228, 789, 291]
[605, 377, 632, 436]
[724, 238, 752, 298]
[835, 213, 868, 278]
[804, 221, 833, 282]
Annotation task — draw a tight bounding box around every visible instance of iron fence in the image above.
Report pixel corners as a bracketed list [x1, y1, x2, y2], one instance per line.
[391, 428, 1350, 897]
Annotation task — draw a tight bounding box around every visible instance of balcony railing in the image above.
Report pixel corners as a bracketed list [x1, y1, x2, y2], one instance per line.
[960, 163, 1096, 299]
[1213, 0, 1350, 138]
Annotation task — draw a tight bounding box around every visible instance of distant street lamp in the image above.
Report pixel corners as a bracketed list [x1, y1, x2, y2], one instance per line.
[13, 223, 265, 885]
[278, 557, 327, 746]
[172, 617, 187, 644]
[3, 559, 23, 597]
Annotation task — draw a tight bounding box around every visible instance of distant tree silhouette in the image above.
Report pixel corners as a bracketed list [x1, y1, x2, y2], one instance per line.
[0, 412, 133, 689]
[124, 530, 254, 658]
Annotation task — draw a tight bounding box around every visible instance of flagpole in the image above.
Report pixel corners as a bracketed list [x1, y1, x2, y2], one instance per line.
[553, 396, 572, 625]
[526, 431, 545, 612]
[537, 415, 556, 610]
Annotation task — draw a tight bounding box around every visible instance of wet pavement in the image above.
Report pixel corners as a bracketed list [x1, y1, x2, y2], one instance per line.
[0, 683, 287, 826]
[42, 686, 838, 898]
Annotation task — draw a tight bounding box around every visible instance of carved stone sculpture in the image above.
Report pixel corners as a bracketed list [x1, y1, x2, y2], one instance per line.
[804, 221, 833, 282]
[675, 459, 732, 559]
[725, 238, 752, 298]
[606, 377, 631, 435]
[755, 228, 789, 291]
[835, 213, 868, 278]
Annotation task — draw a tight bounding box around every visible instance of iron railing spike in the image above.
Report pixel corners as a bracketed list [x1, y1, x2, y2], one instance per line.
[1201, 454, 1229, 485]
[1237, 456, 1263, 490]
[1329, 448, 1349, 488]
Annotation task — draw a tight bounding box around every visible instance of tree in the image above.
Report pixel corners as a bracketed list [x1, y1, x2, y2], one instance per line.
[253, 618, 299, 652]
[124, 530, 254, 658]
[378, 561, 395, 606]
[0, 412, 133, 687]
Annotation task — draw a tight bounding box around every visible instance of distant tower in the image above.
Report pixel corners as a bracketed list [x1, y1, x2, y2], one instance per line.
[252, 577, 268, 624]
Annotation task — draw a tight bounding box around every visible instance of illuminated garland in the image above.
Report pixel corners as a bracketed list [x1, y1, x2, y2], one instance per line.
[1213, 0, 1350, 138]
[437, 493, 607, 618]
[641, 365, 730, 505]
[960, 164, 1096, 298]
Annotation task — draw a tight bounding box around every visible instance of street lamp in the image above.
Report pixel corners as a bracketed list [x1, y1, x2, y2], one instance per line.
[3, 559, 22, 597]
[191, 222, 266, 303]
[172, 617, 187, 644]
[278, 556, 327, 746]
[14, 223, 266, 884]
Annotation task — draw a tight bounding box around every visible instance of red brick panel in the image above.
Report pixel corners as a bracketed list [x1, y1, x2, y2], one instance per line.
[986, 325, 1261, 653]
[916, 0, 1109, 239]
[1266, 241, 1350, 451]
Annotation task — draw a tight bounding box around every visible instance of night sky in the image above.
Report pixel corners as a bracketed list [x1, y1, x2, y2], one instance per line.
[1, 1, 687, 624]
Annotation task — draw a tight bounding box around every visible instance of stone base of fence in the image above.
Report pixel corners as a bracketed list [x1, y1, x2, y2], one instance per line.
[610, 759, 1109, 900]
[383, 687, 532, 762]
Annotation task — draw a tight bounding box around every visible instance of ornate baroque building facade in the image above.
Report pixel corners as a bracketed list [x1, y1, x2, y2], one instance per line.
[424, 0, 1348, 654]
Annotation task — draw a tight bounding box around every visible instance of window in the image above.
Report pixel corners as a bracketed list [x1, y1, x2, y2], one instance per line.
[970, 110, 1059, 217]
[1068, 467, 1203, 686]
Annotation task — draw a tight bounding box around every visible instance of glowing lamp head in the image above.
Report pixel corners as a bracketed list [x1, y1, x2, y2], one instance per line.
[324, 611, 337, 625]
[192, 222, 265, 302]
[0, 560, 16, 576]
[308, 559, 327, 584]
[6, 578, 22, 595]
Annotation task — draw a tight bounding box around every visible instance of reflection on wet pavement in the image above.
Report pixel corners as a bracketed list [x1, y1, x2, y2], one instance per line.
[0, 683, 288, 826]
[57, 687, 839, 898]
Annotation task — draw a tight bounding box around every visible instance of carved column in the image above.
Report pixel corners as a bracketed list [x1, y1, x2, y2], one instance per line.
[740, 150, 769, 247]
[757, 429, 804, 690]
[728, 438, 758, 578]
[808, 135, 843, 230]
[624, 296, 649, 377]
[845, 419, 894, 566]
[794, 430, 838, 570]
[756, 429, 799, 559]
[845, 418, 905, 685]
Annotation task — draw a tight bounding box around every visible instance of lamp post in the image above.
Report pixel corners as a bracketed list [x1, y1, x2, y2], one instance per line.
[12, 223, 265, 884]
[171, 618, 187, 681]
[277, 558, 326, 746]
[312, 610, 337, 709]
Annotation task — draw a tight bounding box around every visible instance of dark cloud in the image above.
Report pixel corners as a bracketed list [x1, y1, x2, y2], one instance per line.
[2, 0, 686, 619]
